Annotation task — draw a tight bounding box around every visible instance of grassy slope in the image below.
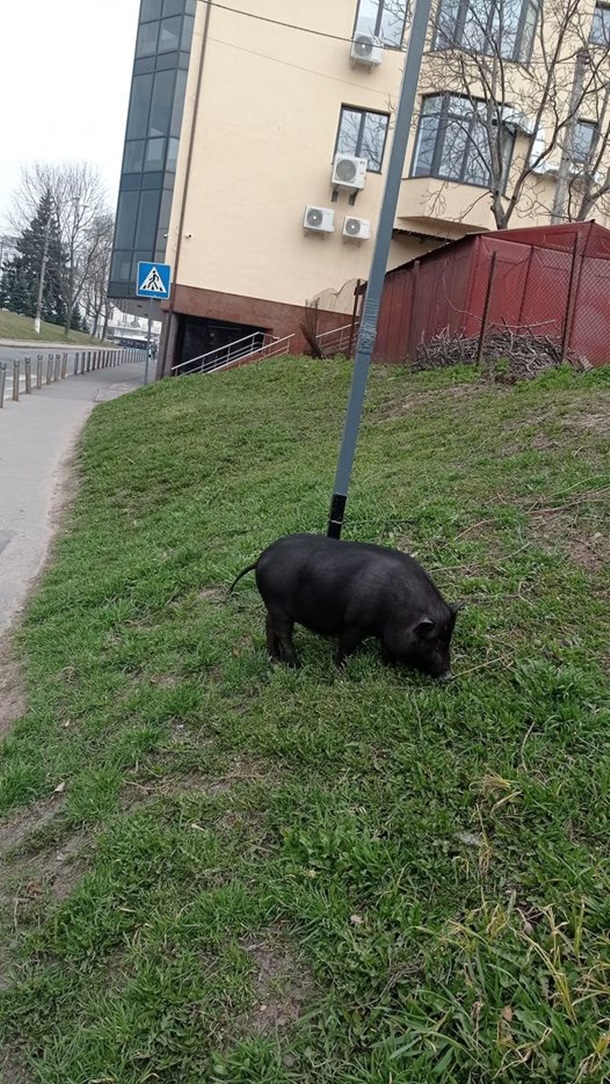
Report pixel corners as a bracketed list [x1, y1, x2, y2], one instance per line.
[1, 358, 609, 1084]
[0, 310, 101, 345]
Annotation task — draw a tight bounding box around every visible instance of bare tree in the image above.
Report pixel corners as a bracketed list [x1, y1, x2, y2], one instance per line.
[81, 213, 114, 339]
[419, 0, 610, 228]
[9, 162, 112, 334]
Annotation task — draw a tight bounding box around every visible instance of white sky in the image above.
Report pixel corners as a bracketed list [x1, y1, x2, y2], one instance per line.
[0, 0, 140, 231]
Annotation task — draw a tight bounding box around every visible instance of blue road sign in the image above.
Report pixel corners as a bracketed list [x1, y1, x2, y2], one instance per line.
[136, 261, 172, 300]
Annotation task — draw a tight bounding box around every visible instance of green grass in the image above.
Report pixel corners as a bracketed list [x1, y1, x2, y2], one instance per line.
[0, 309, 105, 345]
[1, 357, 609, 1083]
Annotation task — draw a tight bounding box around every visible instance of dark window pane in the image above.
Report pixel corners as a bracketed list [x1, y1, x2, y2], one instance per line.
[572, 120, 596, 162]
[182, 14, 195, 49]
[123, 140, 146, 173]
[163, 0, 184, 14]
[136, 19, 159, 56]
[141, 0, 162, 20]
[140, 172, 164, 189]
[411, 93, 513, 188]
[144, 137, 167, 171]
[134, 56, 155, 74]
[590, 3, 610, 43]
[167, 137, 180, 171]
[111, 251, 132, 282]
[114, 191, 139, 249]
[433, 0, 539, 60]
[126, 73, 153, 139]
[413, 113, 440, 175]
[336, 107, 389, 171]
[149, 68, 176, 136]
[156, 52, 180, 70]
[158, 189, 174, 233]
[159, 15, 181, 52]
[135, 189, 162, 248]
[171, 69, 188, 136]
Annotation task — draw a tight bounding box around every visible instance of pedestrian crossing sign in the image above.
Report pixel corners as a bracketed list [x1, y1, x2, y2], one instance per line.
[136, 261, 172, 300]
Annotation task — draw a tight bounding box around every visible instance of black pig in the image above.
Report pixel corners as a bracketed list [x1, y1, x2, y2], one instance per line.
[230, 533, 461, 680]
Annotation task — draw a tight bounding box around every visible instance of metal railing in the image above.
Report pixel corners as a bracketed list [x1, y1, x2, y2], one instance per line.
[315, 320, 359, 356]
[172, 330, 295, 376]
[0, 348, 146, 412]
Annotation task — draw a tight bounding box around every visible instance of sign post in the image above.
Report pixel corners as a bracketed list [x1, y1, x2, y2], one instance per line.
[326, 0, 433, 538]
[136, 261, 172, 385]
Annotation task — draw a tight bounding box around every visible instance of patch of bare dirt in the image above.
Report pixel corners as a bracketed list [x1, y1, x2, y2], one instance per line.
[0, 642, 26, 739]
[7, 831, 90, 911]
[198, 586, 225, 603]
[0, 1043, 32, 1083]
[530, 511, 606, 572]
[379, 382, 483, 421]
[0, 796, 65, 859]
[567, 395, 610, 434]
[119, 758, 281, 808]
[238, 935, 315, 1036]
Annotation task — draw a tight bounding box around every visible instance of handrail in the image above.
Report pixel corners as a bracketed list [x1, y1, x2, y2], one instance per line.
[172, 331, 269, 374]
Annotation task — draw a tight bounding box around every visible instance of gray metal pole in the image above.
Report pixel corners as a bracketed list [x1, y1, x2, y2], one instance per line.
[327, 0, 432, 538]
[144, 298, 152, 386]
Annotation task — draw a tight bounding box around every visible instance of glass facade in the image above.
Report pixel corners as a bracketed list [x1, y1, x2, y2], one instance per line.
[109, 0, 196, 298]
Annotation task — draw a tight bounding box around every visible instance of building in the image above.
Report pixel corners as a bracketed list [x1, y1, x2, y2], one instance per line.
[105, 305, 162, 347]
[110, 0, 610, 375]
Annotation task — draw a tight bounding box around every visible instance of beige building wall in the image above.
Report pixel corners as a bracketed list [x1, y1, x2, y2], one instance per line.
[166, 0, 430, 312]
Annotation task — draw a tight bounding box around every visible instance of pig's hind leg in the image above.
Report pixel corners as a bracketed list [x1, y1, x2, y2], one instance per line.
[267, 608, 301, 668]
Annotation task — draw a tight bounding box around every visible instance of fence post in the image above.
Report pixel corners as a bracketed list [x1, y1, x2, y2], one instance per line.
[55, 353, 61, 381]
[476, 251, 498, 375]
[560, 232, 581, 362]
[406, 261, 420, 361]
[47, 354, 53, 384]
[0, 362, 6, 408]
[73, 352, 79, 376]
[12, 360, 20, 401]
[61, 352, 68, 379]
[36, 355, 43, 389]
[25, 357, 32, 394]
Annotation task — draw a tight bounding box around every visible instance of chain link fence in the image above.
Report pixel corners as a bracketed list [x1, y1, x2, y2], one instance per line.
[375, 223, 610, 376]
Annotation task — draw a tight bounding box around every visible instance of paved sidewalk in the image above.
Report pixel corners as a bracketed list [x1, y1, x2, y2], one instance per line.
[0, 360, 146, 635]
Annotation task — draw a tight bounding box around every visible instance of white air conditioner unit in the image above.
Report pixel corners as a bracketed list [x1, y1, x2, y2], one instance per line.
[350, 32, 383, 67]
[303, 205, 335, 233]
[343, 215, 371, 241]
[332, 154, 368, 191]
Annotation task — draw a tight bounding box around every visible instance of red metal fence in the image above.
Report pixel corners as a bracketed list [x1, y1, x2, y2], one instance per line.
[374, 221, 610, 368]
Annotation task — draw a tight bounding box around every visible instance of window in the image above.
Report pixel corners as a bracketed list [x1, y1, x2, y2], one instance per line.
[590, 3, 610, 44]
[141, 0, 162, 20]
[123, 140, 146, 173]
[149, 69, 176, 137]
[571, 120, 596, 163]
[411, 94, 514, 188]
[336, 107, 390, 172]
[144, 137, 167, 171]
[126, 73, 154, 140]
[136, 20, 159, 57]
[434, 0, 539, 63]
[354, 0, 409, 46]
[158, 15, 182, 52]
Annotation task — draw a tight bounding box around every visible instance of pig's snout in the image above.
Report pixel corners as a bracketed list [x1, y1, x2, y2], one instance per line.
[438, 670, 454, 683]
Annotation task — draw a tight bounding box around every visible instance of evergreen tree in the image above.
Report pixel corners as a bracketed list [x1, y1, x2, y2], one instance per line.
[0, 191, 67, 326]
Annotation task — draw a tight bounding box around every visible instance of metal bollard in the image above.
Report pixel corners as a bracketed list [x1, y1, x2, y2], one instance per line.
[25, 357, 32, 394]
[12, 360, 20, 401]
[47, 354, 53, 384]
[0, 362, 6, 408]
[61, 353, 68, 379]
[74, 352, 79, 376]
[86, 351, 91, 373]
[36, 355, 43, 390]
[54, 353, 61, 382]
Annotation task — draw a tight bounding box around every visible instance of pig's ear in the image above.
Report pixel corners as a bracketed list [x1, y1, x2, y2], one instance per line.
[450, 602, 465, 616]
[415, 618, 435, 636]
